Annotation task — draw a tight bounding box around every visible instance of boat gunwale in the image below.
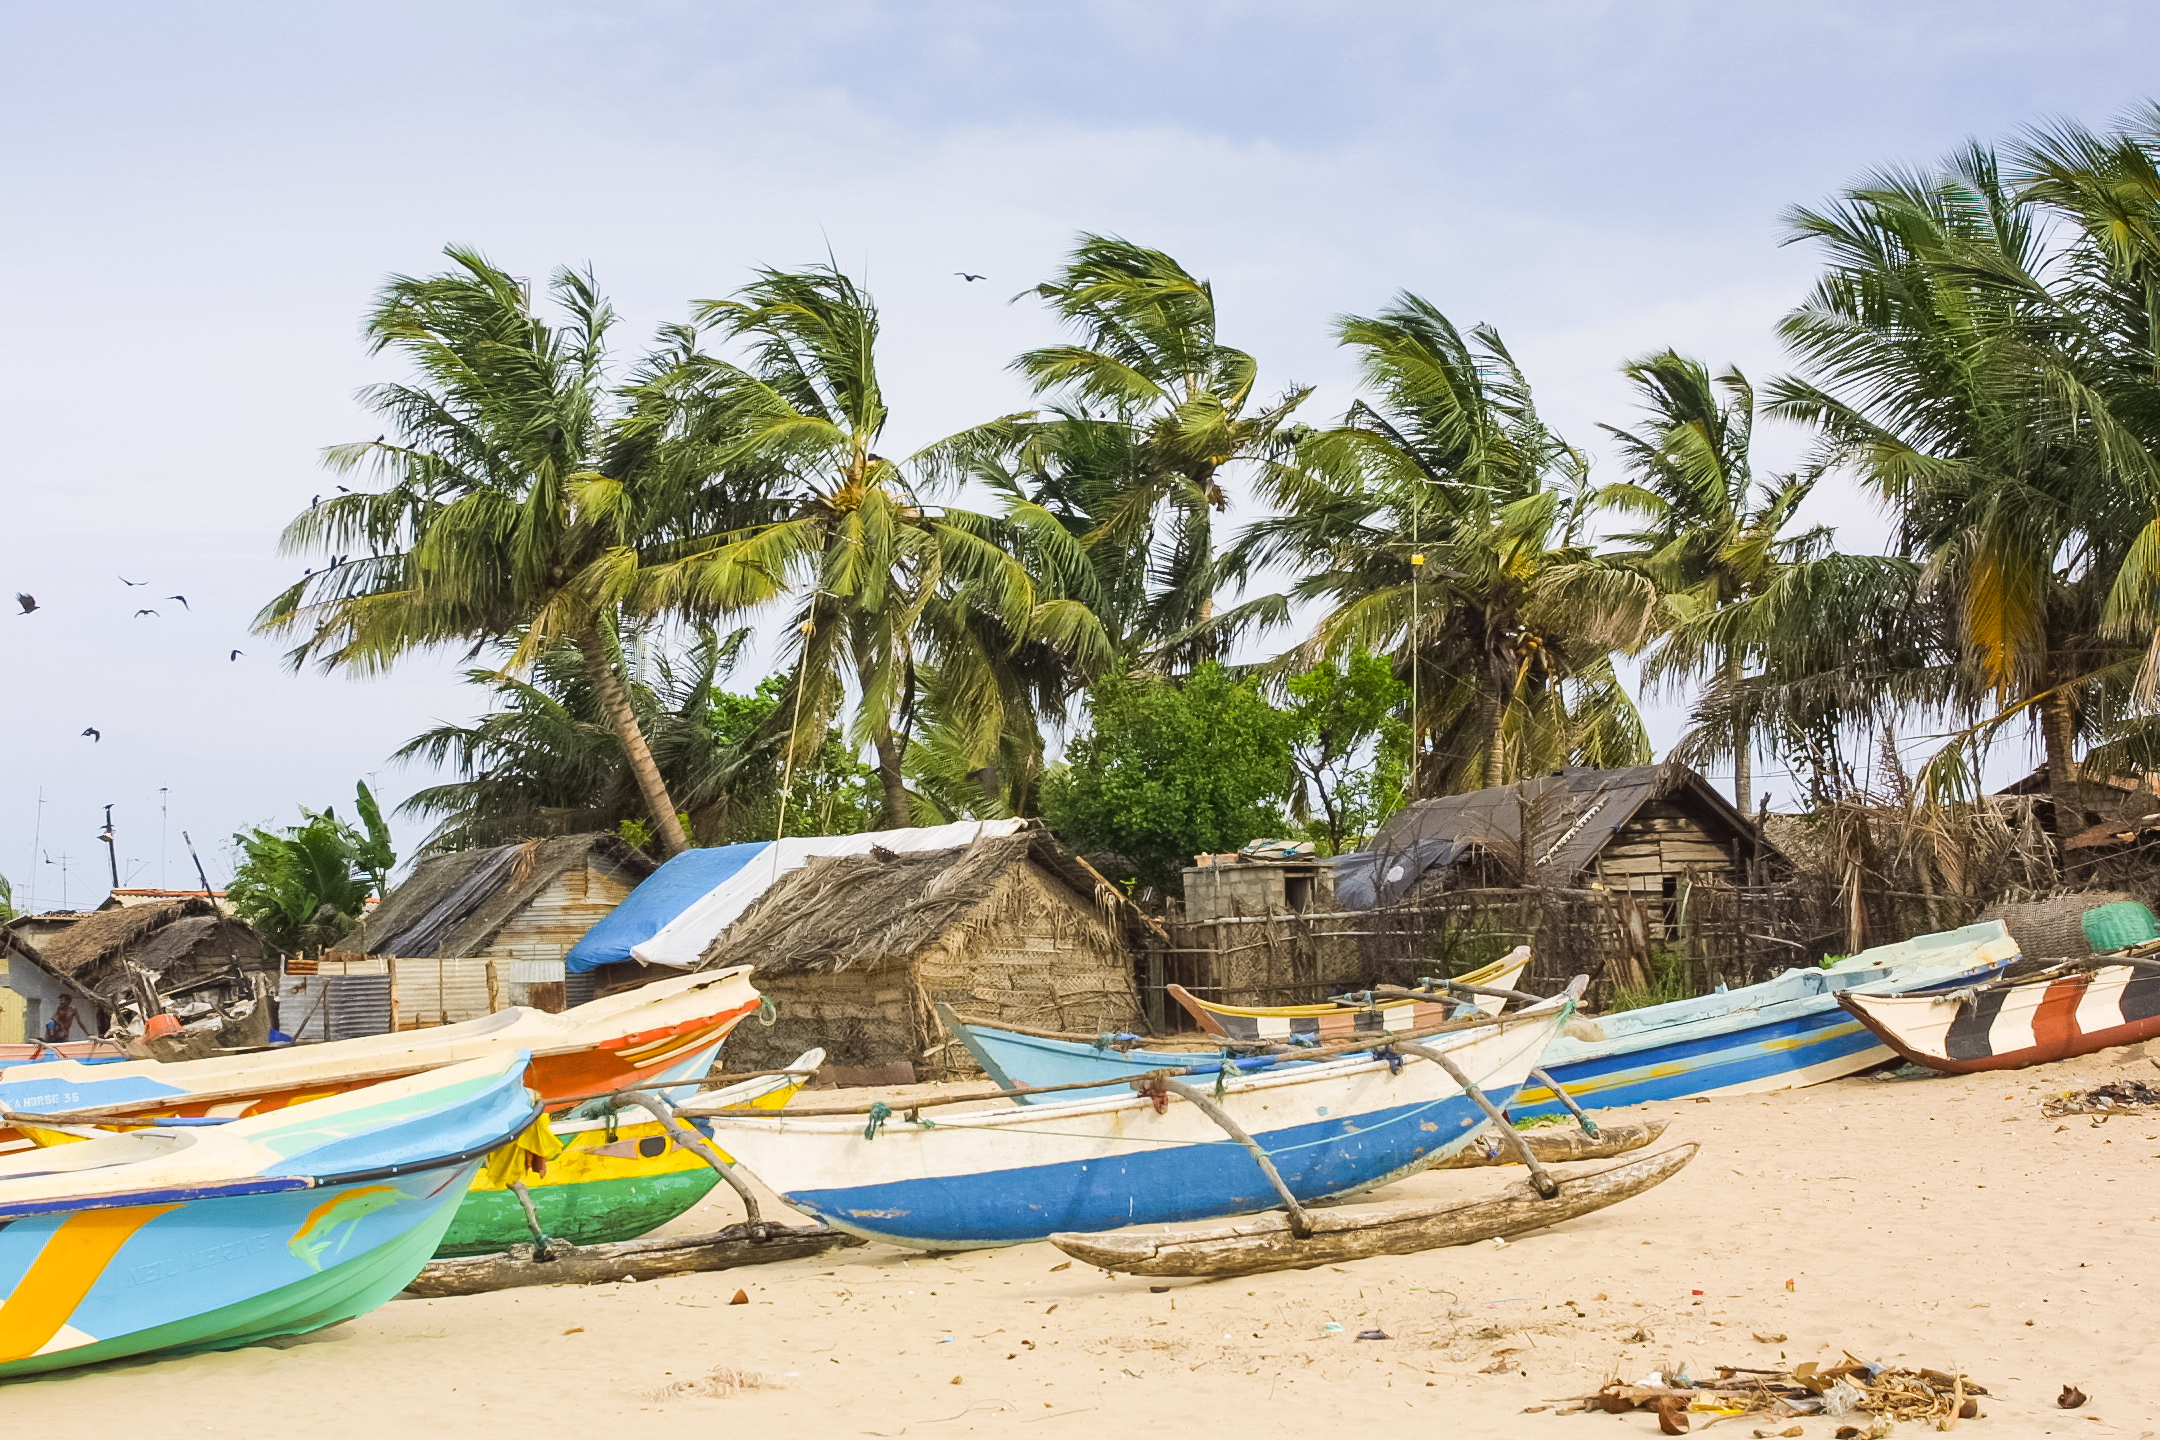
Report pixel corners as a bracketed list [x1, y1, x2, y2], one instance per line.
[703, 1007, 1570, 1139]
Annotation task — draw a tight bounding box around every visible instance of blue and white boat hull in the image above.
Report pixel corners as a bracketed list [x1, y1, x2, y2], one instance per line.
[1509, 921, 2020, 1117]
[701, 1000, 1573, 1250]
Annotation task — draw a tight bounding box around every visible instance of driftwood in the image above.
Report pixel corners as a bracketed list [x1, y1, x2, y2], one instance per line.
[1046, 1142, 1697, 1278]
[1426, 1117, 1669, 1169]
[401, 1222, 862, 1298]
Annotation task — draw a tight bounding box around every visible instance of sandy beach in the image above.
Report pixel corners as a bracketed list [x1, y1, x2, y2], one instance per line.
[7, 1046, 2155, 1439]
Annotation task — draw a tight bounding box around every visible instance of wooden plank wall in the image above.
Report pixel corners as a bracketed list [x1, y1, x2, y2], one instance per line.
[482, 861, 639, 966]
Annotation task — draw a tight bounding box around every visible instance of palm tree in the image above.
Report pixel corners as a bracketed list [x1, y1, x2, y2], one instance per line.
[1600, 353, 1824, 809]
[1237, 294, 1655, 794]
[1767, 146, 2160, 822]
[643, 265, 1105, 829]
[1009, 236, 1312, 669]
[257, 249, 770, 856]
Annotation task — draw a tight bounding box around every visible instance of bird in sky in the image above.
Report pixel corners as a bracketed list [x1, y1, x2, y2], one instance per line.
[337, 484, 351, 493]
[166, 595, 189, 610]
[229, 648, 244, 661]
[954, 272, 986, 282]
[133, 608, 159, 618]
[119, 575, 145, 586]
[15, 593, 36, 614]
[81, 727, 100, 742]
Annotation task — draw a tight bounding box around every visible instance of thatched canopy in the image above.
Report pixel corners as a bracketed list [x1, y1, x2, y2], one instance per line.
[699, 829, 1137, 976]
[33, 896, 267, 998]
[353, 833, 654, 959]
[703, 826, 1147, 1080]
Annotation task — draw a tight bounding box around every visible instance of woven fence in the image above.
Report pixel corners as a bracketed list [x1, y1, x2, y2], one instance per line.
[1146, 880, 1836, 1031]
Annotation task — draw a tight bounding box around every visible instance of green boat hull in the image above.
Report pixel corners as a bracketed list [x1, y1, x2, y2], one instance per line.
[434, 1168, 719, 1257]
[0, 1187, 466, 1381]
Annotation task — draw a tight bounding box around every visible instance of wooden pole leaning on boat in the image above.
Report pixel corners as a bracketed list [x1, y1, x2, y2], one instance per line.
[1372, 980, 1546, 1008]
[1148, 1075, 1315, 1240]
[1529, 1067, 1599, 1138]
[1388, 1041, 1561, 1199]
[612, 1085, 768, 1239]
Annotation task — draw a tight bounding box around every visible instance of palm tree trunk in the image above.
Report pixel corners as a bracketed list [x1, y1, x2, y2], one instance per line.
[871, 723, 912, 830]
[576, 622, 688, 857]
[2040, 678, 2083, 834]
[1725, 648, 1751, 813]
[1479, 666, 1508, 788]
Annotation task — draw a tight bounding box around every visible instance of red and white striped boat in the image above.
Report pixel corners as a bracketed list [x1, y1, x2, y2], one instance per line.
[1838, 960, 2160, 1074]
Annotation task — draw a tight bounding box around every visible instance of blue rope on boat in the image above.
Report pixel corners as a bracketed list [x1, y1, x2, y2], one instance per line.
[863, 1101, 892, 1140]
[1374, 1045, 1404, 1076]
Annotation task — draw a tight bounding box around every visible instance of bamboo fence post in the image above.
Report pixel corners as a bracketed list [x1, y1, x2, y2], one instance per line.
[386, 955, 400, 1034]
[485, 957, 502, 1013]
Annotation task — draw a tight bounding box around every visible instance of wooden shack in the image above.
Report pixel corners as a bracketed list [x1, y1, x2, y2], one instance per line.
[30, 895, 272, 1008]
[351, 833, 655, 1012]
[698, 827, 1146, 1084]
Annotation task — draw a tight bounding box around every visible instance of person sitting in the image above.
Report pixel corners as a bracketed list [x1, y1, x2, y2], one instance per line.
[44, 993, 77, 1043]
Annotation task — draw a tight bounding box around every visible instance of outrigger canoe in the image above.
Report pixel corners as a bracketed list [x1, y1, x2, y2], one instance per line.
[0, 967, 759, 1147]
[697, 992, 1577, 1250]
[1838, 957, 2160, 1073]
[433, 1048, 822, 1256]
[1506, 922, 2019, 1117]
[1168, 946, 1533, 1042]
[0, 1052, 537, 1379]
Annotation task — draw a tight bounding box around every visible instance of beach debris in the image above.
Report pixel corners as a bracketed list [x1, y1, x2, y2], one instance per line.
[728, 1289, 749, 1305]
[1355, 1329, 1390, 1341]
[1751, 1429, 1804, 1438]
[1754, 1332, 1788, 1344]
[1572, 1353, 1988, 1427]
[1049, 1261, 1071, 1271]
[2042, 1080, 2160, 1121]
[2059, 1384, 2088, 1409]
[1656, 1395, 1690, 1432]
[1320, 1322, 1344, 1335]
[645, 1365, 779, 1400]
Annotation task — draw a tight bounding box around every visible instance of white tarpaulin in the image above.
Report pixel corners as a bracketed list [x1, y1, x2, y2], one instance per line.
[627, 818, 1029, 970]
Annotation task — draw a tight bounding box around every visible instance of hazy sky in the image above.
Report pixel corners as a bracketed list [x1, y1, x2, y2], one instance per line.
[4, 2, 2155, 907]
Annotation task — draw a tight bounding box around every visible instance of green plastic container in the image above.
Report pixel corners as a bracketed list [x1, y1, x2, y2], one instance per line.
[2081, 900, 2160, 953]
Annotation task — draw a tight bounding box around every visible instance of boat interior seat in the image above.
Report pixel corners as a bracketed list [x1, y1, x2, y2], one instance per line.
[0, 1128, 195, 1180]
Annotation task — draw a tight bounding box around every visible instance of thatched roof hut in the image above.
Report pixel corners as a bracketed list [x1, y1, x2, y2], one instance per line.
[349, 833, 655, 1011]
[699, 826, 1146, 1083]
[32, 895, 269, 1003]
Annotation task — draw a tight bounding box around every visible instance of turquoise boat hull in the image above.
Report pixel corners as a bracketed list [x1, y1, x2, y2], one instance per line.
[0, 1057, 536, 1379]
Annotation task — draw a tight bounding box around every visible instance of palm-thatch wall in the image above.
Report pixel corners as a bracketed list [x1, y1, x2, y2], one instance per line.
[700, 830, 1144, 1081]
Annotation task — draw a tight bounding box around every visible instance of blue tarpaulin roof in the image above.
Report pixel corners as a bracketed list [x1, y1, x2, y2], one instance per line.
[564, 842, 770, 974]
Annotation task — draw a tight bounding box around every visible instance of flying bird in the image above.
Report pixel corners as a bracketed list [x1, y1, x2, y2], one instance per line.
[133, 608, 159, 618]
[229, 648, 244, 661]
[954, 272, 986, 282]
[119, 575, 146, 586]
[14, 593, 36, 614]
[336, 485, 351, 493]
[166, 595, 189, 610]
[81, 727, 99, 742]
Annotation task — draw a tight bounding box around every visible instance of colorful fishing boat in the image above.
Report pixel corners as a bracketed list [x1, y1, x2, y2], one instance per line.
[697, 993, 1577, 1250]
[0, 1040, 124, 1068]
[433, 1048, 823, 1256]
[1837, 958, 2160, 1073]
[1168, 946, 1533, 1042]
[0, 967, 759, 1145]
[941, 1008, 1294, 1096]
[1505, 922, 2020, 1118]
[0, 1052, 537, 1379]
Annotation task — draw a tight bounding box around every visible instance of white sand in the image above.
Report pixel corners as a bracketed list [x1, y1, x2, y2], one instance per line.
[9, 1047, 2158, 1437]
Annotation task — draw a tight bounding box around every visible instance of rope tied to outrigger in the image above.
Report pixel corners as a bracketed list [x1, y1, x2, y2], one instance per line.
[863, 1101, 893, 1140]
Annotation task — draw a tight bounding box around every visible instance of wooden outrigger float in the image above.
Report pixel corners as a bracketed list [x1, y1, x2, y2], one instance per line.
[1048, 1142, 1698, 1278]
